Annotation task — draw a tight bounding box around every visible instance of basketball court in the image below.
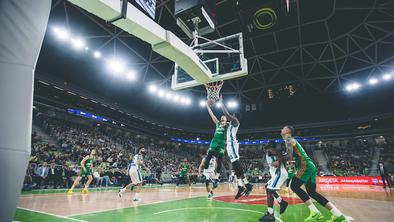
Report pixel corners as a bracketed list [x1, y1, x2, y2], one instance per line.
[15, 184, 394, 222]
[1, 0, 394, 222]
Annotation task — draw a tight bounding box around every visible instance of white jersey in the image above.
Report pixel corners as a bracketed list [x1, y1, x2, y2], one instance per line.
[132, 154, 143, 169]
[265, 152, 288, 190]
[226, 122, 240, 163]
[226, 122, 239, 143]
[204, 157, 217, 174]
[203, 157, 217, 180]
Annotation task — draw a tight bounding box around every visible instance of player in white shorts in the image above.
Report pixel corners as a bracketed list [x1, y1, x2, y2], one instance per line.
[118, 147, 148, 201]
[219, 95, 253, 199]
[260, 141, 289, 222]
[198, 155, 218, 200]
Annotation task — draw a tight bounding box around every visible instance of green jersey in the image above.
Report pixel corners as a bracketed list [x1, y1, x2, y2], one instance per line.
[80, 156, 94, 177]
[286, 138, 316, 183]
[210, 122, 227, 148]
[180, 162, 189, 177]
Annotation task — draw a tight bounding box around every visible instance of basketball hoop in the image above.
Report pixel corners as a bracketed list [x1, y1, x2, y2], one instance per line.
[205, 80, 223, 102]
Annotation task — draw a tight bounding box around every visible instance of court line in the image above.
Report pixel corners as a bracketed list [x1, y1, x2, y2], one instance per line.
[17, 207, 89, 222]
[152, 207, 283, 222]
[67, 195, 206, 217]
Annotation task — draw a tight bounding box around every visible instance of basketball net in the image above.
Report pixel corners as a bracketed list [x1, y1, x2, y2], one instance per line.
[204, 80, 223, 102]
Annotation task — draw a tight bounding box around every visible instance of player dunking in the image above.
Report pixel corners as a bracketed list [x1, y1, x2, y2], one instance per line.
[67, 149, 96, 195]
[282, 126, 348, 222]
[204, 101, 227, 181]
[219, 95, 253, 199]
[118, 147, 148, 201]
[198, 155, 218, 200]
[260, 141, 288, 221]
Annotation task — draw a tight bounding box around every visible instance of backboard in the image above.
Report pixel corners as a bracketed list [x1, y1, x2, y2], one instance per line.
[171, 32, 248, 90]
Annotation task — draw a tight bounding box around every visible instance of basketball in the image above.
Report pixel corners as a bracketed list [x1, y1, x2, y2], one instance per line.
[207, 99, 215, 107]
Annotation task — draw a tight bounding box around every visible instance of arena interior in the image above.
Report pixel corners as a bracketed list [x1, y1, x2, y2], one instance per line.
[0, 0, 394, 222]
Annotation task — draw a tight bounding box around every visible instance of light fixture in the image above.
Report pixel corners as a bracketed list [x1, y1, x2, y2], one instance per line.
[107, 58, 125, 74]
[148, 84, 157, 93]
[158, 90, 165, 97]
[227, 100, 238, 109]
[71, 37, 85, 50]
[53, 27, 69, 41]
[368, 78, 379, 85]
[93, 51, 101, 58]
[199, 100, 206, 107]
[126, 71, 137, 81]
[345, 83, 361, 92]
[383, 74, 392, 81]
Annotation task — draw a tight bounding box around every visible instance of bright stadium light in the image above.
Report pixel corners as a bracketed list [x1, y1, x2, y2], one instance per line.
[126, 71, 137, 81]
[53, 27, 69, 41]
[383, 74, 392, 81]
[180, 97, 187, 104]
[107, 58, 125, 74]
[227, 100, 238, 109]
[185, 98, 192, 105]
[93, 51, 101, 59]
[368, 78, 379, 85]
[173, 95, 180, 103]
[216, 102, 222, 108]
[148, 84, 157, 93]
[165, 92, 173, 100]
[71, 37, 85, 50]
[199, 100, 206, 107]
[84, 46, 89, 51]
[345, 83, 361, 92]
[158, 90, 165, 97]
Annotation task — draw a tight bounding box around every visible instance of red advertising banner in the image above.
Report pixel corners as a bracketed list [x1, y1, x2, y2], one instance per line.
[317, 176, 383, 186]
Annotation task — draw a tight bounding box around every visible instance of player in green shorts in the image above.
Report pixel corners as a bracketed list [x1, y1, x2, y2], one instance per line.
[204, 102, 228, 179]
[67, 149, 96, 195]
[281, 126, 348, 222]
[176, 158, 191, 187]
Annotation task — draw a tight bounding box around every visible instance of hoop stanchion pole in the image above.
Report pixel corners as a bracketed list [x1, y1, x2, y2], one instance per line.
[0, 1, 51, 221]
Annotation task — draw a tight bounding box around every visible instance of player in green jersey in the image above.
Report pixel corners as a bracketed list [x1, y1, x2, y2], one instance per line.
[281, 126, 348, 222]
[204, 102, 228, 179]
[67, 149, 96, 195]
[176, 158, 191, 187]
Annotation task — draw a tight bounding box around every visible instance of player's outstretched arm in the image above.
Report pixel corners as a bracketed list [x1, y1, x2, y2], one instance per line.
[219, 95, 239, 126]
[207, 103, 219, 124]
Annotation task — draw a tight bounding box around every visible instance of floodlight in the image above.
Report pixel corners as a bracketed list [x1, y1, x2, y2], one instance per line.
[71, 37, 85, 50]
[53, 27, 69, 41]
[158, 90, 165, 97]
[368, 78, 378, 85]
[383, 74, 392, 81]
[199, 100, 206, 107]
[93, 51, 101, 59]
[173, 95, 180, 103]
[107, 58, 125, 74]
[126, 71, 137, 81]
[148, 84, 157, 93]
[165, 92, 173, 100]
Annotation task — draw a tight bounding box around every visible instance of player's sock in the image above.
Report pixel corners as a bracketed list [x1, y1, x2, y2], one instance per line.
[308, 204, 320, 213]
[330, 207, 343, 217]
[237, 179, 244, 187]
[267, 207, 274, 215]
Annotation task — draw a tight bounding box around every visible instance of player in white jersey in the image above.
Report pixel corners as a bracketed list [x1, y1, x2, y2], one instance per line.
[219, 95, 253, 199]
[118, 147, 148, 201]
[260, 141, 288, 222]
[198, 155, 218, 200]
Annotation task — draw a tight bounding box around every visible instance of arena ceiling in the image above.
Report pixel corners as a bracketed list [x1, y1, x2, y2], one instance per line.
[35, 0, 394, 129]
